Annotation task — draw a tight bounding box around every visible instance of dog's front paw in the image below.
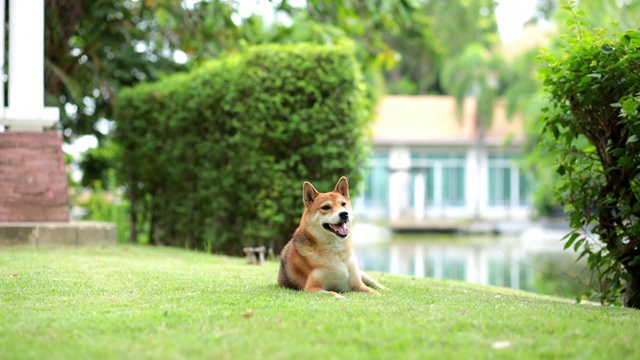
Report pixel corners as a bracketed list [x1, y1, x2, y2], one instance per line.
[318, 289, 346, 299]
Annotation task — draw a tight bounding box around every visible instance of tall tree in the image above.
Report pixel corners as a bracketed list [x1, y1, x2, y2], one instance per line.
[440, 43, 508, 217]
[426, 0, 500, 58]
[270, 0, 425, 92]
[45, 0, 269, 143]
[44, 0, 276, 187]
[385, 0, 501, 94]
[384, 11, 443, 94]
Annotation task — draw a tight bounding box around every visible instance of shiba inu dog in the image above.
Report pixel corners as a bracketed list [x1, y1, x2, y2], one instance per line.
[278, 176, 385, 298]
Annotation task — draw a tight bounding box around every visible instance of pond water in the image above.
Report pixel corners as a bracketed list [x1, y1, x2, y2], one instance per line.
[353, 223, 592, 298]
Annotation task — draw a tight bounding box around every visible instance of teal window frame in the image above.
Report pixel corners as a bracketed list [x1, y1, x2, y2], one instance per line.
[487, 154, 529, 207]
[411, 152, 466, 208]
[363, 152, 389, 209]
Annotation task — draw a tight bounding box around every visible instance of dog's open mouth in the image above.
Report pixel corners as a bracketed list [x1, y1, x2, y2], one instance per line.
[323, 221, 349, 238]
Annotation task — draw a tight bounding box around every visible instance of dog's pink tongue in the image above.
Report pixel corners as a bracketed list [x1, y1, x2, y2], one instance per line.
[331, 223, 348, 236]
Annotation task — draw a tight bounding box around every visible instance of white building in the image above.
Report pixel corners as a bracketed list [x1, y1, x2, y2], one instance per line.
[355, 96, 532, 228]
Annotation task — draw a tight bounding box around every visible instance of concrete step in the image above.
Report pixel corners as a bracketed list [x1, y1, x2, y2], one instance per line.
[0, 221, 117, 247]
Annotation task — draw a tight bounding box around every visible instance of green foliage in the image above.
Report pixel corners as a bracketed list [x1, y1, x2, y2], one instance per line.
[539, 4, 640, 307]
[78, 140, 120, 189]
[269, 1, 431, 106]
[285, 0, 419, 69]
[77, 170, 131, 244]
[382, 10, 444, 94]
[115, 42, 371, 254]
[521, 0, 640, 217]
[44, 0, 421, 143]
[425, 0, 500, 59]
[385, 0, 500, 95]
[45, 0, 187, 142]
[440, 43, 507, 127]
[532, 254, 592, 299]
[553, 0, 640, 33]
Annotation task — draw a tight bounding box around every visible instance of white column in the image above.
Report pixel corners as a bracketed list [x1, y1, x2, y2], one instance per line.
[413, 171, 425, 220]
[479, 147, 489, 218]
[388, 147, 411, 221]
[10, 0, 44, 112]
[2, 0, 59, 131]
[511, 164, 520, 210]
[466, 148, 478, 218]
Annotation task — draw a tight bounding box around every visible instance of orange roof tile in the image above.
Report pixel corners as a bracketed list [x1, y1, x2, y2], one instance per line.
[372, 96, 525, 146]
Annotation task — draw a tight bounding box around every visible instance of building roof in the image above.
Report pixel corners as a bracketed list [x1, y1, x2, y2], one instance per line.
[372, 95, 525, 146]
[499, 23, 556, 60]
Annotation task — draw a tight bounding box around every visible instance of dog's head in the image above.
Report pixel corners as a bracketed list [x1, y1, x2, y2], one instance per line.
[301, 176, 353, 241]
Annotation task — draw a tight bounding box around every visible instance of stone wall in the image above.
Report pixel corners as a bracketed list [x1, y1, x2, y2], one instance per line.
[0, 222, 116, 247]
[0, 131, 69, 221]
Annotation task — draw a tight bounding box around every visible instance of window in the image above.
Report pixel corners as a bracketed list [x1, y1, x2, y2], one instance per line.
[442, 165, 465, 206]
[519, 172, 529, 206]
[411, 153, 466, 208]
[363, 152, 389, 209]
[488, 166, 511, 206]
[487, 154, 528, 207]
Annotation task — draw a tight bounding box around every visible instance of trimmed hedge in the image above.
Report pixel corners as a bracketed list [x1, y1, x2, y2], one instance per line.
[115, 42, 371, 254]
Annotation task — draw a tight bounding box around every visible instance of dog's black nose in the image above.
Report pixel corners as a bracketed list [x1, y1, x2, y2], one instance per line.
[339, 211, 349, 220]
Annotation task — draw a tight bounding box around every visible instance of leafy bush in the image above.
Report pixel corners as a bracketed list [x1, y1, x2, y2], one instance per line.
[539, 8, 640, 307]
[78, 140, 119, 189]
[76, 170, 131, 244]
[115, 42, 371, 254]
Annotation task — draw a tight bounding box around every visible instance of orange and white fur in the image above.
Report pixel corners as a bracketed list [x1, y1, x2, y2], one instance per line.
[278, 176, 385, 298]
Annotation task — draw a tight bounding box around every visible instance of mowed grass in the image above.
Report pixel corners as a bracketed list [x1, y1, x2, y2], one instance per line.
[1, 245, 639, 360]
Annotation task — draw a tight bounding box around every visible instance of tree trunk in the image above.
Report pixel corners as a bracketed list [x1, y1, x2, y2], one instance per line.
[625, 267, 640, 309]
[128, 182, 137, 244]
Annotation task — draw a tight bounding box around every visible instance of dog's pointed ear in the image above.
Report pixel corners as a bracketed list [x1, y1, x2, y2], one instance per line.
[303, 181, 319, 207]
[334, 176, 349, 199]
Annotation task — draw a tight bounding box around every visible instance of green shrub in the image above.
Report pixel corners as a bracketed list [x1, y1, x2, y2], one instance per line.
[539, 7, 640, 307]
[115, 42, 371, 254]
[77, 170, 131, 244]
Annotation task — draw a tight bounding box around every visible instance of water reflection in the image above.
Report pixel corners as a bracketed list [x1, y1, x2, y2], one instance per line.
[354, 230, 591, 297]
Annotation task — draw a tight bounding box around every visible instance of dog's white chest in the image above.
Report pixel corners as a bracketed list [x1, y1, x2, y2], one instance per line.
[313, 259, 356, 292]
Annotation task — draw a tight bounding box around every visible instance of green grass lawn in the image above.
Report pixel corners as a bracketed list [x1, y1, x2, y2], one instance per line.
[1, 245, 638, 360]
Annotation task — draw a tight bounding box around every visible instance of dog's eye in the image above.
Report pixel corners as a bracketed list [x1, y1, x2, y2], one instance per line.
[341, 202, 347, 207]
[321, 205, 331, 210]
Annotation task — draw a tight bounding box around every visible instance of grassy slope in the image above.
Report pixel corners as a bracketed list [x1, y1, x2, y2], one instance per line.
[1, 245, 638, 360]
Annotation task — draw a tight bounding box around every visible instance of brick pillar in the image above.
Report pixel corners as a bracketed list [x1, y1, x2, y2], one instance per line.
[0, 131, 69, 221]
